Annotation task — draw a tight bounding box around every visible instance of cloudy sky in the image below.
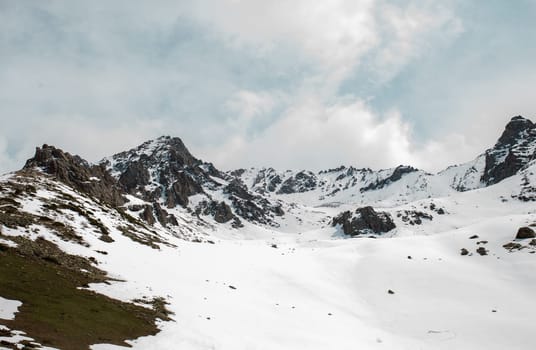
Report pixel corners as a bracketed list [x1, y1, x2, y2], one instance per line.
[1, 0, 535, 173]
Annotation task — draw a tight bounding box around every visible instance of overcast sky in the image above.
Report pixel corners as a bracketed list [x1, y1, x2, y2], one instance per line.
[1, 0, 535, 173]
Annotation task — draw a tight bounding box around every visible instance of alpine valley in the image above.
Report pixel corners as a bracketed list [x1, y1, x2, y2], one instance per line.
[1, 116, 535, 350]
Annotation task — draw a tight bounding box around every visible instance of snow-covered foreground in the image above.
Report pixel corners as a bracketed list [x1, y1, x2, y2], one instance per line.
[1, 159, 535, 349]
[84, 212, 535, 350]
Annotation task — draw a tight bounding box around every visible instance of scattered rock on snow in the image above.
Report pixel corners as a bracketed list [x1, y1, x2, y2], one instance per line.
[476, 247, 488, 256]
[516, 227, 535, 239]
[396, 210, 433, 225]
[503, 242, 523, 251]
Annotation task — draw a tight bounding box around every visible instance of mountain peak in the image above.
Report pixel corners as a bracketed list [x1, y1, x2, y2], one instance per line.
[23, 144, 125, 206]
[497, 116, 534, 146]
[24, 144, 88, 170]
[481, 116, 536, 186]
[108, 136, 199, 170]
[139, 136, 196, 162]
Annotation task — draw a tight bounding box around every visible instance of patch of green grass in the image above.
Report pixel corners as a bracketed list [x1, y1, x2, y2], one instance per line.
[0, 240, 161, 350]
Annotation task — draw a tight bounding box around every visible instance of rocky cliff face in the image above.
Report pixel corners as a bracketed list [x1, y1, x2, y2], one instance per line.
[23, 145, 125, 207]
[481, 116, 536, 186]
[101, 136, 284, 228]
[102, 136, 212, 205]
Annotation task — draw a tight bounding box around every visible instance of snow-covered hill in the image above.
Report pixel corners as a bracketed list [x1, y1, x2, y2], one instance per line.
[1, 116, 535, 350]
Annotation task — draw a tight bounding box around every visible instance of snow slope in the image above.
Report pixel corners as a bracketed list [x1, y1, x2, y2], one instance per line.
[1, 116, 535, 349]
[2, 163, 535, 350]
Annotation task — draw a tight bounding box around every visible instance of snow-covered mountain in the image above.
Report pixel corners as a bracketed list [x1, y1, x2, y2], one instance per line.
[235, 115, 536, 208]
[1, 116, 535, 350]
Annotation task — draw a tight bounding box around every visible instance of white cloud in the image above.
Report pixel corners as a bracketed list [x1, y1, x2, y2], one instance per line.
[371, 1, 464, 83]
[201, 94, 501, 173]
[1, 0, 499, 175]
[203, 98, 411, 170]
[184, 0, 462, 89]
[225, 90, 281, 121]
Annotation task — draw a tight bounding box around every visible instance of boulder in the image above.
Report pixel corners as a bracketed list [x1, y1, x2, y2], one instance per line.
[516, 227, 536, 239]
[332, 206, 395, 236]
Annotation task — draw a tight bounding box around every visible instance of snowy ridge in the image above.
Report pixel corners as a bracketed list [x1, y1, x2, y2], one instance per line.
[234, 116, 536, 211]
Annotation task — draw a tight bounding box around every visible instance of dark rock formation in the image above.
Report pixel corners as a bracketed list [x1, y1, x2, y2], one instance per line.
[250, 168, 282, 193]
[497, 116, 534, 146]
[361, 165, 418, 192]
[516, 226, 536, 239]
[224, 180, 254, 201]
[153, 203, 178, 227]
[277, 171, 318, 194]
[481, 116, 536, 185]
[222, 179, 283, 225]
[332, 206, 395, 236]
[396, 210, 433, 225]
[202, 201, 234, 223]
[104, 136, 210, 207]
[118, 161, 150, 192]
[139, 205, 156, 225]
[212, 202, 234, 223]
[24, 145, 125, 206]
[165, 173, 203, 208]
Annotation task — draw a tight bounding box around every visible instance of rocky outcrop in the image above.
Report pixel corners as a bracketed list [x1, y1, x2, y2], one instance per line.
[361, 165, 417, 192]
[481, 116, 536, 186]
[201, 201, 234, 223]
[103, 136, 211, 205]
[139, 205, 156, 225]
[251, 168, 282, 193]
[396, 210, 433, 225]
[152, 203, 178, 227]
[24, 145, 125, 206]
[118, 161, 150, 193]
[165, 173, 203, 208]
[224, 180, 284, 226]
[332, 206, 395, 236]
[277, 171, 318, 194]
[103, 137, 286, 228]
